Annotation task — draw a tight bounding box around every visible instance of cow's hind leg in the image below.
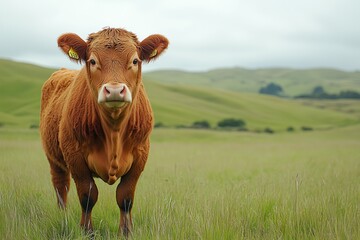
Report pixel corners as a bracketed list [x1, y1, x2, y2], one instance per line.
[49, 160, 70, 209]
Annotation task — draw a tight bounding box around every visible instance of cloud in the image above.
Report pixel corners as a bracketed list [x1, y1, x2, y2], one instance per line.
[0, 0, 359, 71]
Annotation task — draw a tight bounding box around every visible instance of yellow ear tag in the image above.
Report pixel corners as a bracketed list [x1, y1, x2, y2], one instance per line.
[149, 49, 157, 58]
[68, 48, 79, 60]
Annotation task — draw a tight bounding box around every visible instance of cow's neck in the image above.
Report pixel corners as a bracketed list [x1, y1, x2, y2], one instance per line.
[98, 104, 131, 133]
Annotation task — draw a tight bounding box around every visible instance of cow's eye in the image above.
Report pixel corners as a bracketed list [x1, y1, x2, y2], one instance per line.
[89, 59, 96, 65]
[133, 58, 138, 65]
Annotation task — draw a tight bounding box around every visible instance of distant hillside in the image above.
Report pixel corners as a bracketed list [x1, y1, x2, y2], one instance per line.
[0, 59, 358, 131]
[0, 59, 55, 127]
[145, 82, 358, 131]
[145, 68, 360, 96]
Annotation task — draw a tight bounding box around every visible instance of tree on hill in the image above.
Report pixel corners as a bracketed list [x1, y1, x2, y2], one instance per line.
[296, 86, 360, 99]
[259, 83, 284, 96]
[339, 90, 360, 99]
[312, 86, 325, 95]
[192, 120, 211, 129]
[217, 118, 246, 129]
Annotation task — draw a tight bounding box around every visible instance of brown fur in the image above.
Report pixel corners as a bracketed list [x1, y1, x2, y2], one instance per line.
[40, 28, 168, 236]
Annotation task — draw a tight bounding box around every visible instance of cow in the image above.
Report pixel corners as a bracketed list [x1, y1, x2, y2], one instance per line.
[40, 27, 168, 236]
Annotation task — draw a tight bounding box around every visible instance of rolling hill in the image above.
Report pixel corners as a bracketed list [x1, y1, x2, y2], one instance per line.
[145, 68, 360, 96]
[0, 59, 55, 127]
[0, 59, 359, 131]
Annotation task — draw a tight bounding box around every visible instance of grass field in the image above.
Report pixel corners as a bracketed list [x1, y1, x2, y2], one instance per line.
[1, 59, 360, 239]
[1, 126, 359, 239]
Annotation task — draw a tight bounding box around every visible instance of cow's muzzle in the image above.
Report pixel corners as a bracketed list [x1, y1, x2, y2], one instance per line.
[98, 83, 132, 108]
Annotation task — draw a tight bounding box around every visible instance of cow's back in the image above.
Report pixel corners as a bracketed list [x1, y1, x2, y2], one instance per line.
[40, 69, 77, 163]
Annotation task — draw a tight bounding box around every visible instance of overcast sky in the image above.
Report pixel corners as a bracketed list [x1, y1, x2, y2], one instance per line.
[1, 0, 359, 72]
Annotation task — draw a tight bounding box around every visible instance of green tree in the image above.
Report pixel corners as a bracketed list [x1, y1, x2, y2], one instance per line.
[312, 86, 325, 95]
[217, 118, 246, 128]
[259, 83, 283, 96]
[192, 120, 211, 129]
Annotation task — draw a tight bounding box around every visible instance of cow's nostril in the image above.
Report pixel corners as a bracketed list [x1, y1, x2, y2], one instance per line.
[120, 87, 126, 95]
[104, 87, 111, 95]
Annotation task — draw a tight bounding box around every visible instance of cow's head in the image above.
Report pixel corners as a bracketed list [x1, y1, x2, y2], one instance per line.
[57, 28, 168, 112]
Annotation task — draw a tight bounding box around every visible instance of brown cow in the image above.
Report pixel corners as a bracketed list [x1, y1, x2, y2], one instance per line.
[40, 27, 168, 236]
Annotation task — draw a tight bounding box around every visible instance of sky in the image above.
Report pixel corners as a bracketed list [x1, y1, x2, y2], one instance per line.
[1, 0, 359, 72]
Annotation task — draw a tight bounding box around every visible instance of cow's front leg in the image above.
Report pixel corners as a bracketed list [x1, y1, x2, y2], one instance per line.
[71, 165, 99, 232]
[116, 167, 142, 237]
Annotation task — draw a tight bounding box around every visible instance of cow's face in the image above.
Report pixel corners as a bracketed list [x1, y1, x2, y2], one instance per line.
[58, 28, 168, 111]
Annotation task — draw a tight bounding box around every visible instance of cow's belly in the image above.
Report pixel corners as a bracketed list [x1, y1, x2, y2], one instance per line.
[86, 148, 133, 185]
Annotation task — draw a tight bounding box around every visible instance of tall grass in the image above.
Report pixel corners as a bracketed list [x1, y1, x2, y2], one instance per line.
[0, 126, 359, 239]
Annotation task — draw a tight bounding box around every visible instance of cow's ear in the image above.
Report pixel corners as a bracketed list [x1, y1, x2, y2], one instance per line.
[58, 33, 87, 63]
[140, 34, 169, 62]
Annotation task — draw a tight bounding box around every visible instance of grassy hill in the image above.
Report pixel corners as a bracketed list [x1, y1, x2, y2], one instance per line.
[146, 82, 358, 131]
[145, 68, 360, 96]
[0, 59, 359, 131]
[0, 59, 55, 127]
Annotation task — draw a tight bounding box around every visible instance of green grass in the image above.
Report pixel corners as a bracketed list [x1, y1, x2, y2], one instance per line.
[0, 59, 55, 127]
[298, 99, 360, 118]
[1, 126, 359, 239]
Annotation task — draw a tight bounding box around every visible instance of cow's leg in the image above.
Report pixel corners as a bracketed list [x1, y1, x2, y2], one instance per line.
[49, 160, 70, 209]
[70, 162, 99, 232]
[116, 167, 143, 237]
[74, 178, 98, 232]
